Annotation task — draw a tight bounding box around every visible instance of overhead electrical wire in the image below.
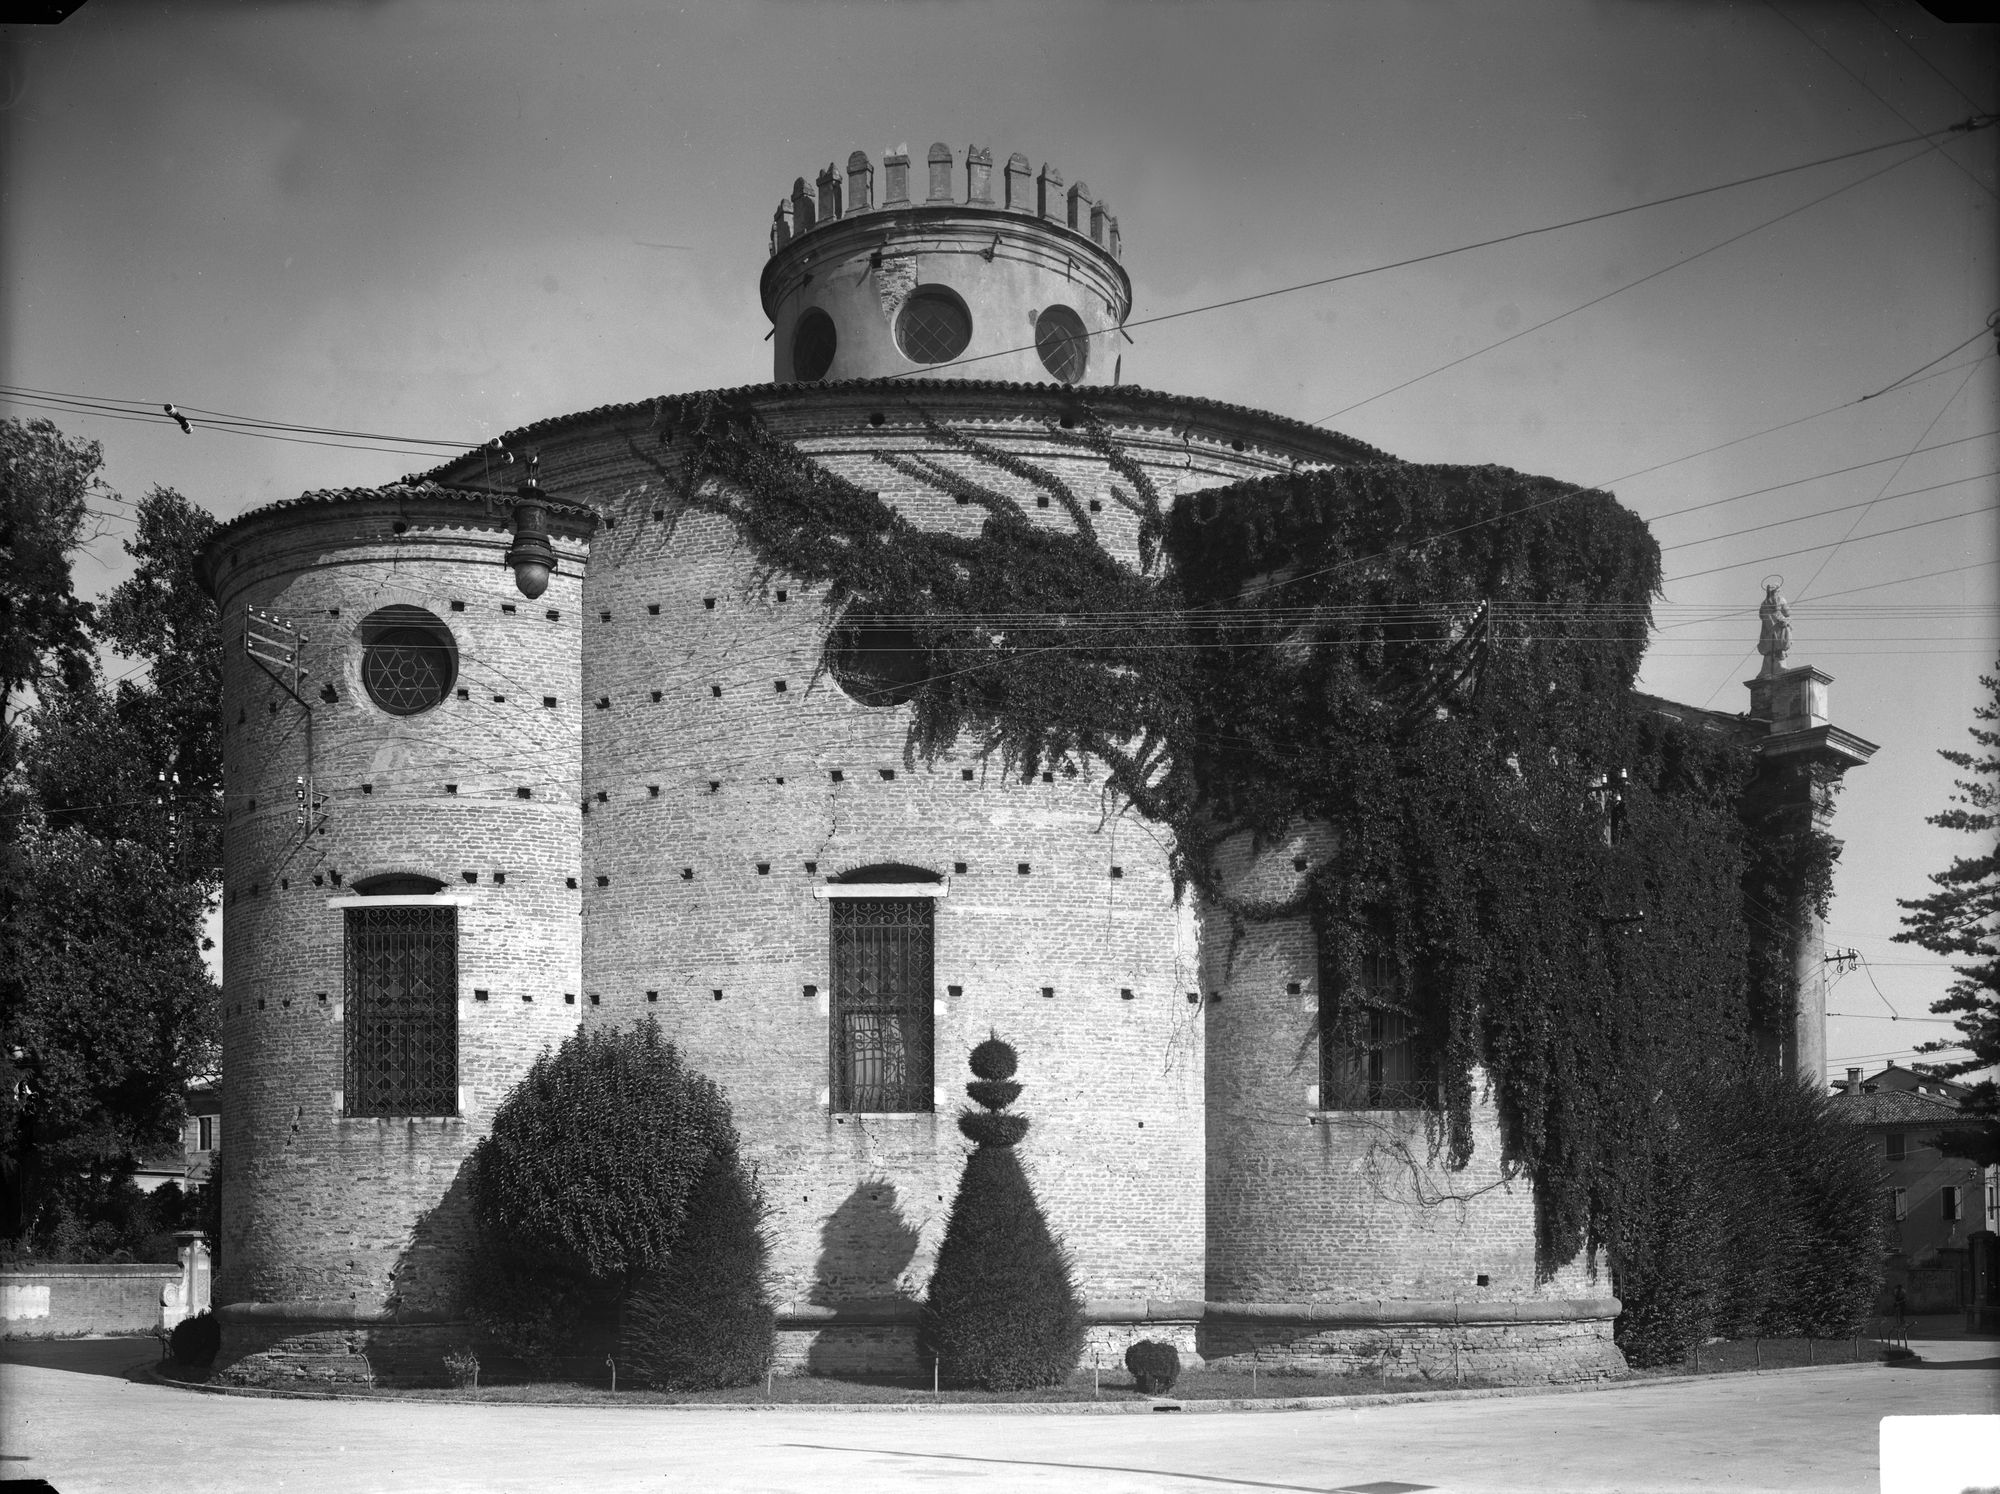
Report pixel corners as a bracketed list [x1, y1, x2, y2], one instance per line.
[1764, 0, 1999, 205]
[1642, 428, 1999, 524]
[1666, 499, 1998, 584]
[1311, 139, 1946, 425]
[1855, 0, 1996, 116]
[883, 115, 1994, 383]
[1657, 468, 2000, 553]
[6, 116, 1991, 455]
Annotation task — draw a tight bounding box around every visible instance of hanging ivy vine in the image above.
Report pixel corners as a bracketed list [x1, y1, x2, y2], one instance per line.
[641, 390, 1856, 1353]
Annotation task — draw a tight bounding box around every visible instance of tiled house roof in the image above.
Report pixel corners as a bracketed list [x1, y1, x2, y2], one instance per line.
[1832, 1088, 1966, 1128]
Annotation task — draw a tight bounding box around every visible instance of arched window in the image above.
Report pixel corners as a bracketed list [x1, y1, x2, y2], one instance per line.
[359, 606, 457, 716]
[792, 308, 838, 382]
[825, 866, 940, 1113]
[343, 875, 457, 1117]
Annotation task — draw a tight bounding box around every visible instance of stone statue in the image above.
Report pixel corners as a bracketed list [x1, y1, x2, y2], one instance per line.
[1756, 582, 1791, 678]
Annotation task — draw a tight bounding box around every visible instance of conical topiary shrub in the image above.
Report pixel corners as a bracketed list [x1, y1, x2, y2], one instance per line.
[918, 1033, 1086, 1390]
[618, 1137, 776, 1390]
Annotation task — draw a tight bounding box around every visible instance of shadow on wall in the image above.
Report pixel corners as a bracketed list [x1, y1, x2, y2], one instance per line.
[805, 1178, 923, 1375]
[387, 1161, 479, 1318]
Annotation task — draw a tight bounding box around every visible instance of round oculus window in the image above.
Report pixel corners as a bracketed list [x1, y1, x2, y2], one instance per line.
[825, 613, 930, 707]
[359, 605, 457, 716]
[791, 308, 837, 382]
[1035, 305, 1090, 384]
[895, 288, 972, 366]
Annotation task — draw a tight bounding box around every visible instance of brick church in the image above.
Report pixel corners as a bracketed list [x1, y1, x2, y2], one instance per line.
[199, 141, 1872, 1385]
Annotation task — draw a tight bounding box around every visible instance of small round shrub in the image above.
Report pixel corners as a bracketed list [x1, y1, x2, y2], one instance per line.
[442, 1348, 481, 1389]
[169, 1309, 220, 1369]
[620, 1142, 776, 1391]
[1124, 1339, 1181, 1394]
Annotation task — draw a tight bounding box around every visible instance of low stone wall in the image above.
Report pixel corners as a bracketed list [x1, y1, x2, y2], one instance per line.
[1, 1264, 181, 1338]
[1196, 1300, 1627, 1386]
[210, 1295, 1623, 1388]
[213, 1302, 468, 1388]
[772, 1297, 1620, 1384]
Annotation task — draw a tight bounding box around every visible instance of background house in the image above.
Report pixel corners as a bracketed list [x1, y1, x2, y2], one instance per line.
[1833, 1065, 1998, 1321]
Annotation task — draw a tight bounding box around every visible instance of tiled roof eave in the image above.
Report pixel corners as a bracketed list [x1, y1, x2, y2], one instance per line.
[413, 377, 1399, 484]
[197, 481, 599, 594]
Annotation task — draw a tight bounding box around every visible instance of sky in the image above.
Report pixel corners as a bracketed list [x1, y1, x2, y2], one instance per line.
[3, 0, 1996, 1084]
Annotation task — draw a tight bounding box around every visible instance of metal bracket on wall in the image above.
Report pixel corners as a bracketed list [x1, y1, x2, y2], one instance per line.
[246, 606, 323, 871]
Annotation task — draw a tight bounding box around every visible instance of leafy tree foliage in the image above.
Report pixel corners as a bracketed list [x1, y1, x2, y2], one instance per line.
[619, 1139, 775, 1389]
[0, 418, 102, 748]
[920, 1036, 1086, 1389]
[1, 821, 219, 1247]
[467, 1021, 738, 1367]
[1, 425, 221, 1256]
[23, 486, 221, 877]
[471, 1021, 730, 1283]
[1897, 662, 2000, 1165]
[1608, 1075, 1885, 1365]
[645, 392, 1859, 1356]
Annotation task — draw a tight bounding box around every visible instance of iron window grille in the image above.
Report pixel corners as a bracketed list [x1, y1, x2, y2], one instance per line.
[344, 905, 458, 1117]
[1034, 305, 1089, 384]
[895, 289, 972, 365]
[1320, 950, 1431, 1110]
[831, 897, 935, 1112]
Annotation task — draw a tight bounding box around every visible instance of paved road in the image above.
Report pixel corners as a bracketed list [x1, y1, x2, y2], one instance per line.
[3, 1335, 1994, 1493]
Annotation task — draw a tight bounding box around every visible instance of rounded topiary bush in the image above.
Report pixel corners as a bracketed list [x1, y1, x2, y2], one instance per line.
[619, 1140, 776, 1391]
[169, 1309, 220, 1369]
[1124, 1339, 1181, 1394]
[470, 1020, 730, 1285]
[467, 1019, 739, 1370]
[919, 1033, 1086, 1390]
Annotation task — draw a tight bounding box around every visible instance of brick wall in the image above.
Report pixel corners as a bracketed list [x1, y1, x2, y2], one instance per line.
[208, 384, 1619, 1377]
[210, 494, 589, 1315]
[546, 389, 1307, 1309]
[1200, 826, 1604, 1309]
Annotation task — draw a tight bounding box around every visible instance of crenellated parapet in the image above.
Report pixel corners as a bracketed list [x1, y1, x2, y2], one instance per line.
[761, 141, 1131, 388]
[768, 141, 1123, 262]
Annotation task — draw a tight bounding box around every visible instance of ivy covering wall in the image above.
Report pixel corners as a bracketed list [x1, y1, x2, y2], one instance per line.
[636, 392, 1874, 1361]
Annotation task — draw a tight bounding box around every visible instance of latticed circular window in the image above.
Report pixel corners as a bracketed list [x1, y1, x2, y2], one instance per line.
[895, 288, 972, 365]
[1035, 305, 1090, 384]
[792, 308, 837, 382]
[359, 605, 457, 716]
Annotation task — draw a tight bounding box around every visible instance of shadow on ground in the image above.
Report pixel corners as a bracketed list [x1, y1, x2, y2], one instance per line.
[0, 1336, 158, 1380]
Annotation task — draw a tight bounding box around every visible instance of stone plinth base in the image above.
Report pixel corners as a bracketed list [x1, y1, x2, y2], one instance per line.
[1198, 1299, 1626, 1386]
[214, 1303, 470, 1388]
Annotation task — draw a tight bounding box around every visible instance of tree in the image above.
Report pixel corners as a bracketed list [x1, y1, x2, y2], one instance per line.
[1896, 662, 2000, 1166]
[919, 1034, 1085, 1390]
[1, 819, 220, 1247]
[619, 1137, 775, 1389]
[0, 418, 103, 749]
[466, 1021, 733, 1366]
[23, 486, 222, 879]
[0, 426, 223, 1254]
